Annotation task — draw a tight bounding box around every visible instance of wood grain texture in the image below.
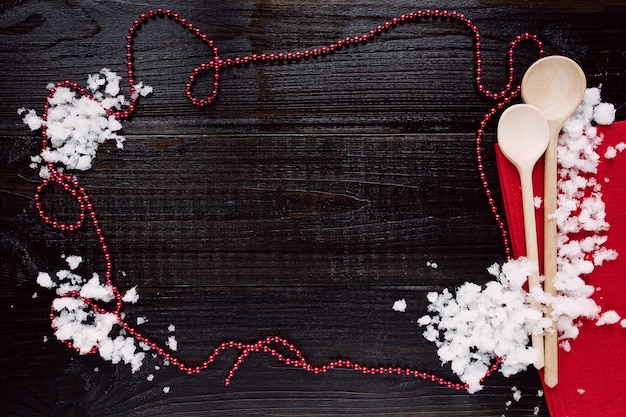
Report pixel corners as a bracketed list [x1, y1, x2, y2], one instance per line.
[1, 1, 625, 416]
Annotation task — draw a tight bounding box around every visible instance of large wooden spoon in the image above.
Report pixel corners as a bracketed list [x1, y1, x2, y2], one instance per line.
[498, 104, 550, 370]
[521, 56, 586, 388]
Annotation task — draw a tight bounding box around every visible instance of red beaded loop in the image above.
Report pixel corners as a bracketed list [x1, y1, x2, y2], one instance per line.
[123, 10, 222, 114]
[34, 171, 86, 232]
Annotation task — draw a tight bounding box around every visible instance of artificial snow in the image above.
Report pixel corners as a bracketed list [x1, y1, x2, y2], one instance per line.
[166, 335, 178, 351]
[98, 335, 145, 373]
[418, 87, 621, 393]
[511, 386, 522, 402]
[593, 102, 616, 125]
[168, 324, 176, 332]
[605, 141, 626, 160]
[122, 286, 139, 303]
[29, 155, 41, 170]
[595, 310, 620, 326]
[79, 274, 115, 302]
[392, 299, 407, 312]
[550, 87, 619, 339]
[65, 255, 83, 270]
[17, 107, 42, 130]
[20, 69, 151, 174]
[37, 259, 146, 373]
[419, 258, 541, 392]
[604, 146, 617, 159]
[163, 386, 170, 393]
[37, 272, 54, 289]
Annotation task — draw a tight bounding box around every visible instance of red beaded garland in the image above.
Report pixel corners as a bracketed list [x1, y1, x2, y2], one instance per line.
[35, 8, 545, 390]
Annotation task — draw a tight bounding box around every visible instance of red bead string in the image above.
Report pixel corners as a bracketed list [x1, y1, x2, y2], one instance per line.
[35, 8, 544, 390]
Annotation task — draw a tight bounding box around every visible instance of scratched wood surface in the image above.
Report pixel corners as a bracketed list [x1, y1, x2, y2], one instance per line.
[1, 1, 625, 416]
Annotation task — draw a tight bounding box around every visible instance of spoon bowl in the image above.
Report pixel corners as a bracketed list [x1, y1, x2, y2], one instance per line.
[498, 103, 550, 371]
[497, 104, 550, 172]
[521, 55, 586, 388]
[522, 56, 586, 125]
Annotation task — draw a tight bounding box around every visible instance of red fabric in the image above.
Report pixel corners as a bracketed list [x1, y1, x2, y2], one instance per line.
[496, 121, 626, 417]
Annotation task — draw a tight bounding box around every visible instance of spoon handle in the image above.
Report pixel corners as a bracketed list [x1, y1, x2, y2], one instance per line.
[520, 168, 545, 370]
[543, 123, 561, 387]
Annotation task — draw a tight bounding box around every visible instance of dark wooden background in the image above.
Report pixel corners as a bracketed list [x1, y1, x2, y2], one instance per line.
[1, 1, 625, 416]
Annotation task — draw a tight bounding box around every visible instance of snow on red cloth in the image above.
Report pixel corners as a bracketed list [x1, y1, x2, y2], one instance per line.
[497, 121, 626, 417]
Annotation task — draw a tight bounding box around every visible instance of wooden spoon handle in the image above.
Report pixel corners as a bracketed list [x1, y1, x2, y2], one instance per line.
[543, 124, 561, 387]
[520, 169, 545, 370]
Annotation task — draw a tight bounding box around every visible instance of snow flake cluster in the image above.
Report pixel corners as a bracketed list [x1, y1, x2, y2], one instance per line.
[419, 258, 541, 393]
[546, 87, 618, 349]
[19, 68, 151, 175]
[419, 88, 620, 392]
[392, 299, 407, 312]
[37, 255, 146, 373]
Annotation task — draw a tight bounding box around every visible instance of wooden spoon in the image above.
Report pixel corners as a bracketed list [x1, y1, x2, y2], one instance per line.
[521, 56, 586, 388]
[497, 104, 550, 370]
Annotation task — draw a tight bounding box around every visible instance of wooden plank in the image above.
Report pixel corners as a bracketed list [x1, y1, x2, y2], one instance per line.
[1, 0, 625, 415]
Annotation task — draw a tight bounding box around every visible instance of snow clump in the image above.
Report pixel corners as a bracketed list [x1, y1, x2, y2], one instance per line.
[19, 68, 151, 174]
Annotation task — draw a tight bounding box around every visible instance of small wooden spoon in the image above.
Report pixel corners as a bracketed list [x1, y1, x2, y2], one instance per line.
[521, 56, 586, 388]
[498, 104, 550, 370]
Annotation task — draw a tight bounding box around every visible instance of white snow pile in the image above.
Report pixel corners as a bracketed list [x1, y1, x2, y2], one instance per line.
[37, 255, 145, 373]
[419, 88, 620, 393]
[19, 68, 151, 174]
[419, 258, 542, 393]
[547, 87, 618, 349]
[166, 335, 178, 351]
[392, 299, 407, 312]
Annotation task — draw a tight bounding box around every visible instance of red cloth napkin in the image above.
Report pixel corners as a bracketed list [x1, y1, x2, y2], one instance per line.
[496, 121, 626, 417]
